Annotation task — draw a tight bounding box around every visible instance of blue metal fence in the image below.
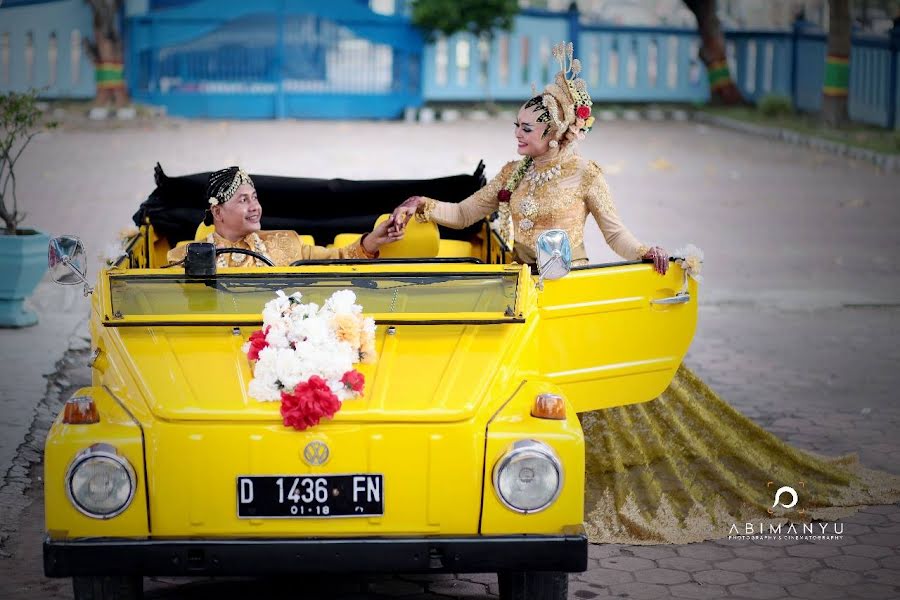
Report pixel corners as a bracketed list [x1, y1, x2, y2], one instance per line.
[0, 0, 95, 98]
[1, 1, 897, 128]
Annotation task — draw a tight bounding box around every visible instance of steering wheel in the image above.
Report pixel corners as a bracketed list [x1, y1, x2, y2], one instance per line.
[215, 247, 275, 267]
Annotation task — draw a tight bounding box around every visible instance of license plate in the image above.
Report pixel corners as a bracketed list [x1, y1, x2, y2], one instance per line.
[236, 474, 383, 518]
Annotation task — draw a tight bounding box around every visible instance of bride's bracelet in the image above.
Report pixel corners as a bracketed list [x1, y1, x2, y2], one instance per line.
[414, 198, 436, 223]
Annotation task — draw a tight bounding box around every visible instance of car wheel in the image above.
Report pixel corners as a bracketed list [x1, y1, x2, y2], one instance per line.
[497, 571, 568, 600]
[72, 576, 143, 600]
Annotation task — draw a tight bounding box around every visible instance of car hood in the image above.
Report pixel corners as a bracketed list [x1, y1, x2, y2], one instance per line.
[114, 323, 522, 422]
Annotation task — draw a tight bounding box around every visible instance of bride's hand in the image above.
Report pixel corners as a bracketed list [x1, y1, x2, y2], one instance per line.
[362, 218, 405, 254]
[388, 196, 424, 234]
[643, 246, 669, 275]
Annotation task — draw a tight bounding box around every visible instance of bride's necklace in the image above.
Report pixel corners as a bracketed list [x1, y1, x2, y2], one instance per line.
[518, 161, 562, 233]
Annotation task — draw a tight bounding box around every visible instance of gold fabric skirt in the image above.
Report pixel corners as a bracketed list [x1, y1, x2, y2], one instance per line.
[582, 366, 900, 545]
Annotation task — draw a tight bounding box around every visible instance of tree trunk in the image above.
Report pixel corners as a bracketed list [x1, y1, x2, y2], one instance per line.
[84, 0, 129, 108]
[822, 0, 851, 126]
[683, 0, 743, 104]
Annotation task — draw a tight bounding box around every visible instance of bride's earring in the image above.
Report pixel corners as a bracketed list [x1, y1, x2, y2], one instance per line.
[549, 140, 559, 148]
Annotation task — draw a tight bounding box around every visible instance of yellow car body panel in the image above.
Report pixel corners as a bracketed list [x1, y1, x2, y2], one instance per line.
[44, 386, 149, 539]
[480, 380, 586, 535]
[146, 420, 488, 537]
[538, 263, 699, 412]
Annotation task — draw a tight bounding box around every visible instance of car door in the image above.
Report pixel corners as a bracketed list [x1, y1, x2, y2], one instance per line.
[536, 261, 697, 412]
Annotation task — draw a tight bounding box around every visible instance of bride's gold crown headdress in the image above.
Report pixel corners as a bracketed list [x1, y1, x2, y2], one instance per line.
[527, 41, 595, 142]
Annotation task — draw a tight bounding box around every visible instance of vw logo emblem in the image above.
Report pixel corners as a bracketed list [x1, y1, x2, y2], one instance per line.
[302, 441, 330, 466]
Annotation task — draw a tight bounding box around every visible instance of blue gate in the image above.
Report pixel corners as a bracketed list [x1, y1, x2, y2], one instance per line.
[127, 0, 424, 118]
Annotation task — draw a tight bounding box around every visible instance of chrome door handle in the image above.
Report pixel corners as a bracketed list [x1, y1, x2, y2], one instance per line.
[651, 293, 690, 305]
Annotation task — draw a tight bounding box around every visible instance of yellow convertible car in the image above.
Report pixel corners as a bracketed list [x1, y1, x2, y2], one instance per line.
[42, 166, 697, 600]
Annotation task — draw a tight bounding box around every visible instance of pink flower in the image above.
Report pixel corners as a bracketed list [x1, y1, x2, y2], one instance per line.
[576, 105, 591, 119]
[497, 189, 512, 203]
[341, 370, 365, 394]
[280, 376, 341, 431]
[246, 326, 269, 362]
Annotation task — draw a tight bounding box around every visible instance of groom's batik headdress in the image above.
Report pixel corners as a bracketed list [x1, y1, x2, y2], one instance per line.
[207, 166, 254, 206]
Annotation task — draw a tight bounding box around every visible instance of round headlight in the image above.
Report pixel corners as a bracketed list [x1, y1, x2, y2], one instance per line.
[492, 440, 562, 513]
[65, 444, 136, 519]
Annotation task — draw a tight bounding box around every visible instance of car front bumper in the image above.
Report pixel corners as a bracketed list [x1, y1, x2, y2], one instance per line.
[44, 531, 588, 577]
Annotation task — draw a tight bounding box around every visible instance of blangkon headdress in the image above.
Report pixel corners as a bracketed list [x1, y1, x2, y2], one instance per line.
[207, 166, 254, 206]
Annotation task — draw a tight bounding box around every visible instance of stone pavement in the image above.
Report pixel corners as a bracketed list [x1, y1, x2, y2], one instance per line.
[0, 116, 898, 598]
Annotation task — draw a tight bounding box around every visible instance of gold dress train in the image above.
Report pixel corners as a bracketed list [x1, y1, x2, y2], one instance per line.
[582, 366, 900, 545]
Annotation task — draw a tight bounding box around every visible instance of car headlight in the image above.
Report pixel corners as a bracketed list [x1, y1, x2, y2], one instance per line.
[65, 443, 136, 519]
[492, 439, 562, 514]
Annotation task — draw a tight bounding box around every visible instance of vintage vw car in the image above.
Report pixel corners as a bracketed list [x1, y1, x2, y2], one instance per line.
[43, 165, 697, 600]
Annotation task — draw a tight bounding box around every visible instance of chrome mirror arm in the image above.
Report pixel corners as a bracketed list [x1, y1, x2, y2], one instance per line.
[61, 256, 94, 296]
[536, 250, 562, 291]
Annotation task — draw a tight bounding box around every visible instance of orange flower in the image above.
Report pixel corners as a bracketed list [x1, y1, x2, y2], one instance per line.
[333, 314, 362, 348]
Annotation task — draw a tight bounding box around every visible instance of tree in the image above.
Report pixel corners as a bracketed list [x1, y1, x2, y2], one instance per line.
[822, 0, 851, 126]
[84, 0, 130, 113]
[410, 0, 519, 108]
[682, 0, 744, 105]
[0, 91, 57, 234]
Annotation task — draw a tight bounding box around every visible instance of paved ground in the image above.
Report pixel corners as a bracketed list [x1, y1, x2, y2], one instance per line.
[0, 115, 898, 598]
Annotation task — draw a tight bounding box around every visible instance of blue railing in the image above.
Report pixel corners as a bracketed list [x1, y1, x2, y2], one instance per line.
[0, 0, 96, 98]
[2, 2, 898, 128]
[423, 9, 899, 129]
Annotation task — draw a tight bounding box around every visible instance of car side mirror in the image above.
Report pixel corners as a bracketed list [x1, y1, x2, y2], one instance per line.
[536, 229, 572, 288]
[48, 236, 92, 295]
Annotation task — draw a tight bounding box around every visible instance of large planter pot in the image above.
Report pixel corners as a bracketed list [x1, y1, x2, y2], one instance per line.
[0, 229, 50, 328]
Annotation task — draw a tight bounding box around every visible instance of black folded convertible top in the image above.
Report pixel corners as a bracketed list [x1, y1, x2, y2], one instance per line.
[133, 163, 488, 248]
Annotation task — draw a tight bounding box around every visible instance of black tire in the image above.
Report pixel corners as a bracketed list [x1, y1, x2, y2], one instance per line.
[497, 571, 568, 600]
[72, 576, 143, 600]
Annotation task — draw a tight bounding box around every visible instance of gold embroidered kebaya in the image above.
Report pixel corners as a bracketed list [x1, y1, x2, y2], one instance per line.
[166, 230, 373, 267]
[418, 147, 648, 265]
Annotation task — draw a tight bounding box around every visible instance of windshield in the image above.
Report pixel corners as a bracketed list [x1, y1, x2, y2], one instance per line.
[107, 272, 519, 320]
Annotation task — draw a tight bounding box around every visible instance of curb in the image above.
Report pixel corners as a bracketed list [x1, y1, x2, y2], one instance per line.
[690, 111, 899, 173]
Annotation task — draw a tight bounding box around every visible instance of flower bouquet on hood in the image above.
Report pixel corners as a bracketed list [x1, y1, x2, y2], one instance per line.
[243, 290, 376, 430]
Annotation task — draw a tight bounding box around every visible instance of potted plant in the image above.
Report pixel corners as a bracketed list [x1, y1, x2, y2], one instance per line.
[0, 90, 56, 327]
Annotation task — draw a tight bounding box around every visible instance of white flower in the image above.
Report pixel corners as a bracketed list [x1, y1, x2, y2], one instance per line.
[265, 321, 292, 349]
[672, 244, 704, 283]
[247, 346, 282, 401]
[362, 317, 376, 335]
[248, 378, 281, 401]
[673, 244, 704, 262]
[273, 347, 305, 391]
[262, 290, 294, 323]
[325, 289, 360, 315]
